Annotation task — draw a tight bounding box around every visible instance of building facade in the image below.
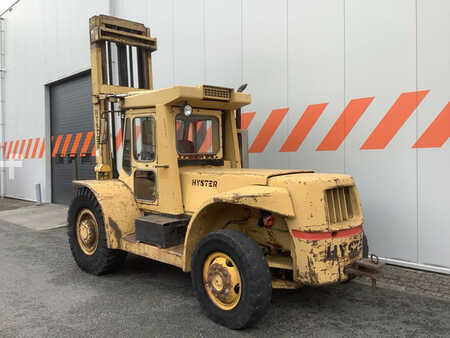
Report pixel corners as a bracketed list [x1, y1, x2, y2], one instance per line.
[0, 0, 449, 273]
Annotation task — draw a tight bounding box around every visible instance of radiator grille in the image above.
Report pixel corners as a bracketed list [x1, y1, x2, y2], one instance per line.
[203, 85, 232, 101]
[325, 186, 354, 224]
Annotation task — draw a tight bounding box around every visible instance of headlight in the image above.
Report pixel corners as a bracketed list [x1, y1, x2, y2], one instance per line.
[183, 104, 192, 117]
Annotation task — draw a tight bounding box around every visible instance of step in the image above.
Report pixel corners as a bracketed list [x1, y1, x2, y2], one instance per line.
[135, 214, 190, 249]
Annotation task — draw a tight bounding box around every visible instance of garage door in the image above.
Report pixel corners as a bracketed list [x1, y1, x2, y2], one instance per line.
[50, 72, 96, 204]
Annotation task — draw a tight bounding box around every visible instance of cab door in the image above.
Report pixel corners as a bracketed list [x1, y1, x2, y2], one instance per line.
[120, 112, 159, 212]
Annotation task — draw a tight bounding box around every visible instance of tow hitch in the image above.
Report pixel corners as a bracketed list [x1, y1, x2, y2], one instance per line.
[345, 254, 385, 293]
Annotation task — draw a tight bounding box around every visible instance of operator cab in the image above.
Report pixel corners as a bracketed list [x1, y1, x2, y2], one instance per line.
[119, 101, 233, 215]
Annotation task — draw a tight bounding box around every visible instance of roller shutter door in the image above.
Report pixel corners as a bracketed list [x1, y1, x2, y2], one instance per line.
[50, 72, 96, 204]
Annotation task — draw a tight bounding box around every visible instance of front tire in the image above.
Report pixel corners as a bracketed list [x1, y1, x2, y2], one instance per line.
[68, 188, 126, 275]
[191, 230, 272, 329]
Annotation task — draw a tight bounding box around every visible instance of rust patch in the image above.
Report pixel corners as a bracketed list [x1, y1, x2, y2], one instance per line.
[337, 259, 342, 282]
[108, 217, 122, 244]
[214, 192, 271, 204]
[307, 257, 319, 285]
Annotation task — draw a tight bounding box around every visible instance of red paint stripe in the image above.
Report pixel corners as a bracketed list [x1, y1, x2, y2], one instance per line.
[69, 133, 83, 156]
[192, 120, 205, 147]
[361, 91, 429, 149]
[413, 102, 450, 148]
[292, 230, 331, 240]
[280, 103, 327, 152]
[317, 98, 374, 151]
[91, 144, 96, 157]
[12, 140, 19, 160]
[80, 132, 93, 155]
[176, 121, 182, 140]
[31, 138, 40, 159]
[115, 128, 122, 150]
[187, 123, 193, 141]
[17, 139, 26, 159]
[24, 138, 33, 159]
[291, 225, 363, 241]
[136, 125, 141, 139]
[241, 112, 256, 130]
[334, 226, 364, 239]
[52, 135, 63, 157]
[199, 126, 212, 152]
[38, 138, 46, 159]
[249, 108, 289, 153]
[60, 134, 72, 157]
[6, 141, 13, 159]
[2, 141, 7, 158]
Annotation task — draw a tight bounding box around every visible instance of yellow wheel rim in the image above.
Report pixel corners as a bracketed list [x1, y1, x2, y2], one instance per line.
[76, 209, 99, 256]
[202, 252, 242, 311]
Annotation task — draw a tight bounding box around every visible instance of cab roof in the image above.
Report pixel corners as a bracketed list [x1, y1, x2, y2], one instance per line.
[122, 85, 251, 111]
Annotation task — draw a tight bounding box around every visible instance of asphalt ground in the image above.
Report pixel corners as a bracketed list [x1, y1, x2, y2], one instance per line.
[1, 219, 449, 337]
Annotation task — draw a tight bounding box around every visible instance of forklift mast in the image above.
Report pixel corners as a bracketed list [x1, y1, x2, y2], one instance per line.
[89, 15, 157, 179]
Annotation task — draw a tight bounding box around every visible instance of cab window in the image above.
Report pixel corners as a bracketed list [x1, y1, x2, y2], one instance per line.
[175, 115, 219, 154]
[133, 116, 156, 161]
[134, 170, 156, 202]
[122, 118, 131, 174]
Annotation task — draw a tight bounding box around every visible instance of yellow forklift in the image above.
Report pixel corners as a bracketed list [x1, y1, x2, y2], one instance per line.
[68, 15, 383, 329]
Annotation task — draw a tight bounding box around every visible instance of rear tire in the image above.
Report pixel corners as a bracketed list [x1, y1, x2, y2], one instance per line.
[68, 188, 126, 275]
[191, 230, 272, 329]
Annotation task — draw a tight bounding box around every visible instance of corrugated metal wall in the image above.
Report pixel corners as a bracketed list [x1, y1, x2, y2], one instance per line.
[50, 73, 96, 204]
[1, 0, 449, 273]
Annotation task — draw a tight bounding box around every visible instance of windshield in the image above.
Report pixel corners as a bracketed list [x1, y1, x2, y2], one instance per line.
[175, 114, 219, 155]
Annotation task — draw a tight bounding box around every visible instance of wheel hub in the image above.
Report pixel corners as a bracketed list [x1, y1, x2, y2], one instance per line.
[207, 263, 233, 301]
[203, 252, 242, 310]
[79, 220, 95, 246]
[76, 209, 99, 255]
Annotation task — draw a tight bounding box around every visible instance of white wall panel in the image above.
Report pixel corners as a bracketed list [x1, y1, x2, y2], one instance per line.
[111, 0, 148, 23]
[148, 0, 175, 89]
[287, 0, 345, 172]
[243, 0, 287, 169]
[173, 0, 204, 85]
[2, 0, 109, 201]
[204, 0, 242, 88]
[344, 0, 418, 262]
[417, 0, 450, 269]
[5, 0, 49, 201]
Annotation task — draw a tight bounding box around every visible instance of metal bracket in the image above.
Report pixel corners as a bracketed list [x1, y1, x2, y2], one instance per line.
[344, 254, 385, 293]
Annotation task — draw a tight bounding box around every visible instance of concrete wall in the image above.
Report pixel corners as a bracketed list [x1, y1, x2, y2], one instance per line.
[1, 0, 449, 273]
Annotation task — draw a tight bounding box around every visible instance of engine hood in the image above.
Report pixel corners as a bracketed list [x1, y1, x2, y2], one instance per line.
[268, 173, 363, 232]
[179, 168, 314, 212]
[182, 168, 314, 183]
